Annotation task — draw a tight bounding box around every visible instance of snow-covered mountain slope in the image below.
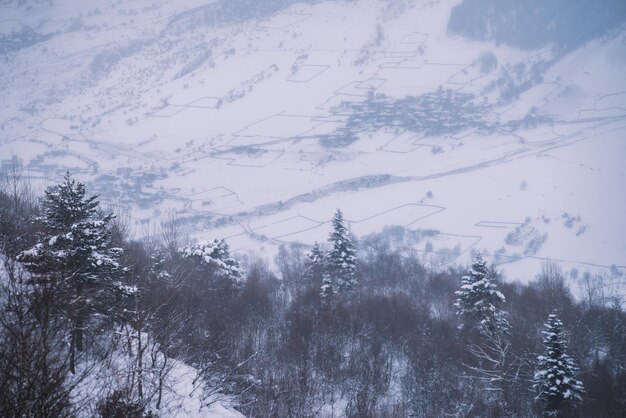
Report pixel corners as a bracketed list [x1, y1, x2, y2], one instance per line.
[1, 0, 625, 288]
[75, 351, 244, 418]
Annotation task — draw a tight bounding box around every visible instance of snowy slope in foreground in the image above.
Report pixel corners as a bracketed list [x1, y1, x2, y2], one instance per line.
[74, 348, 244, 418]
[147, 361, 243, 418]
[1, 0, 625, 290]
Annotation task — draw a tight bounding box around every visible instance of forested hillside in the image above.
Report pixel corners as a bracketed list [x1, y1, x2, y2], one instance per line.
[1, 167, 624, 417]
[448, 0, 626, 50]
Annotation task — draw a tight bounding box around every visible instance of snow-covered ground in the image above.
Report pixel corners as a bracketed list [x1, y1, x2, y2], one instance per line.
[2, 0, 625, 293]
[72, 332, 244, 418]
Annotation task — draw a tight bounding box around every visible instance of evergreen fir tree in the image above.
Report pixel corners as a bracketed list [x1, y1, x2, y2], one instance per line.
[181, 238, 244, 285]
[327, 209, 357, 292]
[17, 172, 123, 373]
[455, 253, 509, 334]
[455, 254, 512, 410]
[534, 313, 584, 417]
[319, 273, 334, 307]
[304, 241, 325, 285]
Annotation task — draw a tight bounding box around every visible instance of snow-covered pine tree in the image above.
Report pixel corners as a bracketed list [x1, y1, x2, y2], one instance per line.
[304, 241, 325, 285]
[327, 209, 357, 292]
[534, 313, 584, 417]
[182, 238, 244, 285]
[17, 172, 123, 373]
[319, 273, 334, 307]
[454, 253, 509, 334]
[455, 254, 512, 410]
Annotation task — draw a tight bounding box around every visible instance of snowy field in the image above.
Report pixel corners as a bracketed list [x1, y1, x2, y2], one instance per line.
[2, 0, 625, 293]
